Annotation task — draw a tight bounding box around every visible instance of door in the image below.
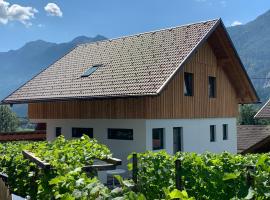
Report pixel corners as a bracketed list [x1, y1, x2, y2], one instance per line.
[173, 127, 182, 154]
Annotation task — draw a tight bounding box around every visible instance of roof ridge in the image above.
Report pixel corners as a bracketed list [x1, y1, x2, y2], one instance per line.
[78, 18, 220, 47]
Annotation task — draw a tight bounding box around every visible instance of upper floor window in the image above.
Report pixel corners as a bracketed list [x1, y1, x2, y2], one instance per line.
[72, 128, 93, 138]
[223, 124, 228, 140]
[184, 72, 194, 96]
[108, 128, 133, 140]
[209, 76, 216, 98]
[152, 128, 164, 150]
[210, 125, 216, 142]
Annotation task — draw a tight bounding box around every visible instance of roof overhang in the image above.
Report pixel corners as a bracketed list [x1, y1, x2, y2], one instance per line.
[207, 21, 259, 104]
[1, 93, 157, 105]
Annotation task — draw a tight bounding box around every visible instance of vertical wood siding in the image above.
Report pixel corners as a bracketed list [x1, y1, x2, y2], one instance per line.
[29, 42, 238, 119]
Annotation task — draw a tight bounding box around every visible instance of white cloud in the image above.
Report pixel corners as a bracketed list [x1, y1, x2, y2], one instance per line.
[37, 23, 45, 28]
[231, 20, 243, 26]
[0, 0, 37, 26]
[44, 3, 62, 17]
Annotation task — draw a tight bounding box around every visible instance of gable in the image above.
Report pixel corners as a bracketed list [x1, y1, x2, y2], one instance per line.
[142, 41, 239, 118]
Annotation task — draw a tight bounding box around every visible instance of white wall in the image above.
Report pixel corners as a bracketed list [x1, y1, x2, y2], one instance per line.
[31, 119, 147, 168]
[146, 118, 237, 154]
[31, 117, 237, 167]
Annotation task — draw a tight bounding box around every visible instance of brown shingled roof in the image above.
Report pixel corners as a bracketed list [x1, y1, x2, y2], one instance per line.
[237, 125, 270, 153]
[2, 18, 259, 104]
[2, 19, 220, 103]
[255, 99, 270, 118]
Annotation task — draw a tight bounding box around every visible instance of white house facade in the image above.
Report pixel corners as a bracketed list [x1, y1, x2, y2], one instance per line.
[31, 117, 237, 167]
[2, 19, 259, 170]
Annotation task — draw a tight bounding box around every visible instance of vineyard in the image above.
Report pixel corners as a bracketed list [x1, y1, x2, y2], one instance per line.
[0, 136, 269, 199]
[131, 151, 270, 200]
[0, 136, 143, 199]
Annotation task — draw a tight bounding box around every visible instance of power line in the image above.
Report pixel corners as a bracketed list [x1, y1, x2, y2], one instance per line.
[251, 77, 270, 80]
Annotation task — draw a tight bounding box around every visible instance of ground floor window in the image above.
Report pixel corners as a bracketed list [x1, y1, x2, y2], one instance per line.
[108, 128, 133, 140]
[72, 128, 93, 138]
[152, 128, 164, 150]
[55, 127, 62, 137]
[210, 125, 216, 142]
[223, 124, 228, 140]
[173, 127, 183, 153]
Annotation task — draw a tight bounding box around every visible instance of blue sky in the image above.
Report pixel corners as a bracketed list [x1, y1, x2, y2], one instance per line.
[0, 0, 270, 52]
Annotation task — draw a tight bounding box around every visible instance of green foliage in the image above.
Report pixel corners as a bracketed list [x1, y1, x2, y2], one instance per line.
[129, 151, 270, 200]
[1, 137, 270, 199]
[0, 136, 139, 199]
[0, 105, 19, 132]
[238, 104, 270, 125]
[163, 188, 195, 200]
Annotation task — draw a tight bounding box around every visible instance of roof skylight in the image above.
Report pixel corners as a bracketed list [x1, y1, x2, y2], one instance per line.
[81, 64, 102, 78]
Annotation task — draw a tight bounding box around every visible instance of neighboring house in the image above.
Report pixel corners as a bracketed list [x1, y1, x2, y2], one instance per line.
[255, 99, 270, 118]
[2, 19, 259, 166]
[237, 125, 270, 153]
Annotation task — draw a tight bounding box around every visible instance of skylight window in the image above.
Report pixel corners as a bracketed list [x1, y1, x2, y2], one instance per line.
[81, 64, 102, 78]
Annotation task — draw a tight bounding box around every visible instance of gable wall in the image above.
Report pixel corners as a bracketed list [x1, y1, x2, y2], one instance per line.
[144, 42, 238, 118]
[28, 42, 238, 119]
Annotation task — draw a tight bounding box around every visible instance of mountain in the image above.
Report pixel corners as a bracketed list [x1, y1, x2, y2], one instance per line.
[0, 35, 106, 116]
[227, 10, 270, 103]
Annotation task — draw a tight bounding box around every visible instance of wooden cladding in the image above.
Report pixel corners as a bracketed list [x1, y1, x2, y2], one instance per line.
[29, 42, 238, 119]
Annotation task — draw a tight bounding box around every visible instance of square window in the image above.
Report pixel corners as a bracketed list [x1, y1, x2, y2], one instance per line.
[210, 125, 216, 142]
[55, 127, 61, 137]
[152, 128, 164, 150]
[209, 76, 216, 98]
[72, 128, 93, 138]
[108, 129, 133, 140]
[223, 124, 228, 140]
[184, 72, 194, 96]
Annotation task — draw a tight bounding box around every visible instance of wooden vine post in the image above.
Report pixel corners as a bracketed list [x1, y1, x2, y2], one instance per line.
[132, 153, 138, 191]
[0, 177, 12, 200]
[246, 165, 255, 188]
[175, 159, 183, 191]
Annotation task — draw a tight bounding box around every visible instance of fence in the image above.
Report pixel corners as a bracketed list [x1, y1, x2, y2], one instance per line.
[0, 130, 46, 142]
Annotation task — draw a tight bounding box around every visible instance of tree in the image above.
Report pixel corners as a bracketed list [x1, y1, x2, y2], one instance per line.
[238, 104, 270, 125]
[0, 105, 19, 132]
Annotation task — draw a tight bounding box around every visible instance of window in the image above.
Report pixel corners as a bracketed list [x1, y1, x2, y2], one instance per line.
[72, 128, 93, 138]
[184, 72, 193, 96]
[152, 128, 164, 150]
[223, 124, 228, 140]
[210, 125, 216, 142]
[209, 76, 216, 98]
[55, 127, 62, 137]
[108, 129, 133, 140]
[81, 64, 102, 78]
[173, 127, 183, 153]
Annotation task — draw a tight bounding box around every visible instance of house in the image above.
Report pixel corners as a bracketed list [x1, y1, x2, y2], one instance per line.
[2, 19, 259, 166]
[237, 125, 270, 153]
[255, 99, 270, 119]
